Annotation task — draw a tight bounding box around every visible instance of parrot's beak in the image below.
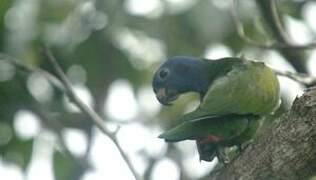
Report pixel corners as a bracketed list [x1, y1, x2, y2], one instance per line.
[156, 88, 179, 106]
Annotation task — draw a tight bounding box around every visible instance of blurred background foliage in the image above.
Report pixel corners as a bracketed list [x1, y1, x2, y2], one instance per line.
[0, 0, 315, 179]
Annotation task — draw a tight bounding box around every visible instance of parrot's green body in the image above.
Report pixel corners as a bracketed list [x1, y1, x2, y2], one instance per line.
[152, 57, 280, 162]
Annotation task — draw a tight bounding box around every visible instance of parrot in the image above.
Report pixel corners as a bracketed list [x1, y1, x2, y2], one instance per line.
[152, 56, 280, 162]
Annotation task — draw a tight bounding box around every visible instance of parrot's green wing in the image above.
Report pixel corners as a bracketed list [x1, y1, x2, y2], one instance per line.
[159, 114, 258, 142]
[180, 61, 280, 122]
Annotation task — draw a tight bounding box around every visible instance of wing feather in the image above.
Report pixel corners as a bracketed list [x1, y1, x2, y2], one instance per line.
[182, 61, 280, 122]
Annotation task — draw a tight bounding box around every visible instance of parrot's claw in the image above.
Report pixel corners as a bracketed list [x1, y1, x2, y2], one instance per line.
[216, 147, 230, 165]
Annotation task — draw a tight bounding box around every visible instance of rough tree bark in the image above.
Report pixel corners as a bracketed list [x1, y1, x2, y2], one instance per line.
[215, 87, 316, 180]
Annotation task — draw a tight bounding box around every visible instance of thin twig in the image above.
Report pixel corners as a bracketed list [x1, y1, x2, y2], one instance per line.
[243, 55, 316, 86]
[230, 0, 273, 48]
[42, 47, 140, 180]
[0, 52, 140, 179]
[0, 53, 65, 90]
[272, 68, 316, 86]
[0, 53, 95, 173]
[0, 52, 141, 180]
[269, 0, 290, 44]
[230, 0, 316, 50]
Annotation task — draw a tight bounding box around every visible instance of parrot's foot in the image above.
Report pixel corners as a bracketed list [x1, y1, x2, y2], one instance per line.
[216, 147, 230, 164]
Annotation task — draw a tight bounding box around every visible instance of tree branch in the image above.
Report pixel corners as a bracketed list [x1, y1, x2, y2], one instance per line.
[215, 87, 316, 180]
[42, 47, 140, 180]
[268, 0, 290, 44]
[0, 52, 140, 180]
[230, 0, 316, 50]
[255, 0, 309, 73]
[271, 68, 316, 87]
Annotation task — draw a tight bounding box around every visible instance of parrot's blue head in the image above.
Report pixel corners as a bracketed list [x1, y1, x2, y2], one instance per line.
[152, 56, 208, 105]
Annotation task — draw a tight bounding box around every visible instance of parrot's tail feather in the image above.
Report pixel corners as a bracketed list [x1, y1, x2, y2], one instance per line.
[158, 132, 194, 142]
[159, 114, 260, 142]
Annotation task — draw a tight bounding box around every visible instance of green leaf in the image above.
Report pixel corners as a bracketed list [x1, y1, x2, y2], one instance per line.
[1, 137, 33, 170]
[53, 150, 86, 180]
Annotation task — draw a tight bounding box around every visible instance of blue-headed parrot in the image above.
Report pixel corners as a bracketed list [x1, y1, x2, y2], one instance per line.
[152, 56, 280, 162]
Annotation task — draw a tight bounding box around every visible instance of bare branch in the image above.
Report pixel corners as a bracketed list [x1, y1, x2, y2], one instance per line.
[0, 52, 140, 179]
[230, 0, 274, 48]
[272, 68, 316, 86]
[41, 46, 140, 180]
[0, 53, 65, 90]
[230, 0, 316, 50]
[269, 0, 290, 44]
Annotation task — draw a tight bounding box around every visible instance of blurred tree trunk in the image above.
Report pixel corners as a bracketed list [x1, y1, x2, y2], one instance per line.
[214, 87, 316, 180]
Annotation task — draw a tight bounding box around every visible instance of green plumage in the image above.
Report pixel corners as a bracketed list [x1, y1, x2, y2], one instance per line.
[177, 60, 279, 120]
[159, 114, 256, 142]
[158, 58, 280, 161]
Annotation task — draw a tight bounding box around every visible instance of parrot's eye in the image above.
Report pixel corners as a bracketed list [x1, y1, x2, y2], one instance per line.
[158, 68, 170, 80]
